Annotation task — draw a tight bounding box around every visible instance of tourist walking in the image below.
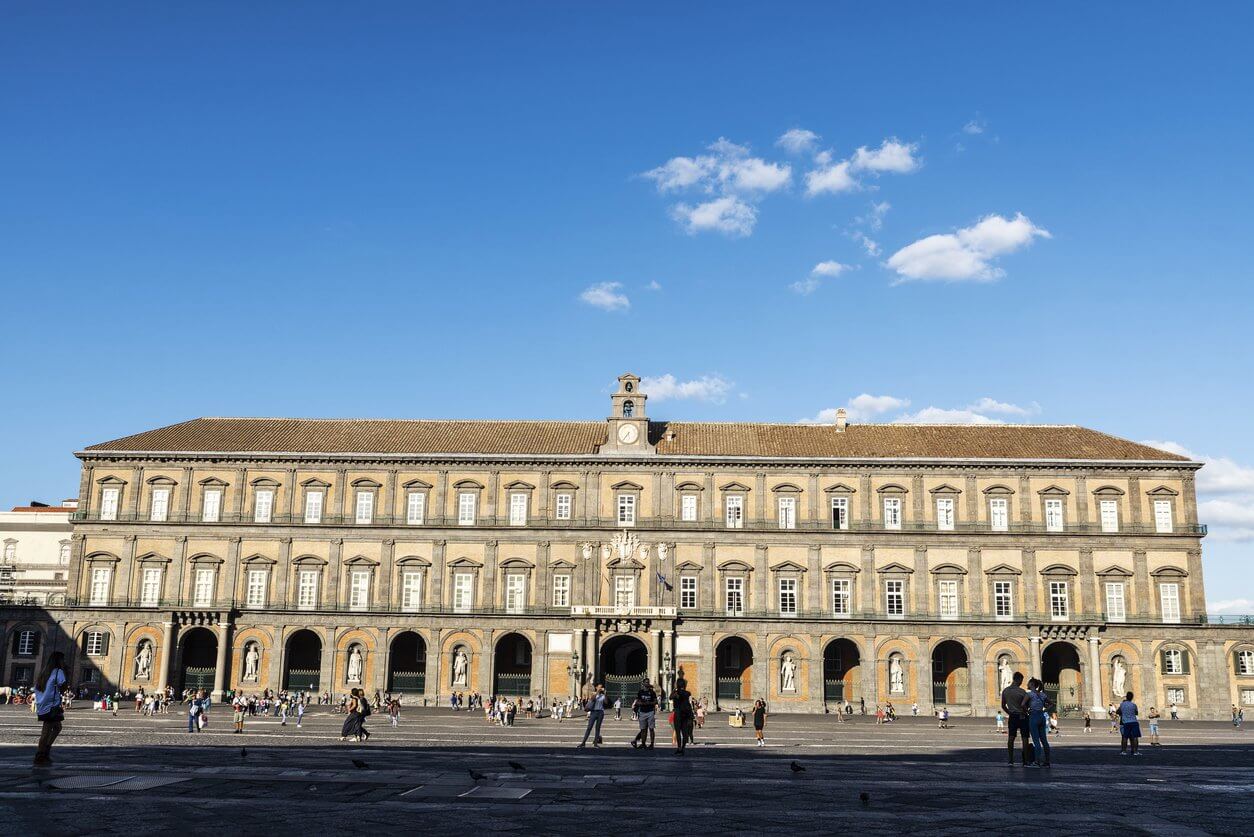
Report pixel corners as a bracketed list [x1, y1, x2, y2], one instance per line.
[996, 710, 1005, 733]
[578, 685, 608, 748]
[188, 693, 202, 733]
[296, 699, 305, 728]
[912, 702, 919, 717]
[1001, 671, 1031, 766]
[614, 697, 622, 721]
[232, 694, 246, 734]
[32, 651, 67, 767]
[341, 689, 364, 742]
[671, 678, 694, 755]
[1118, 691, 1142, 756]
[1023, 678, 1052, 768]
[631, 679, 658, 750]
[752, 698, 767, 747]
[1169, 702, 1179, 721]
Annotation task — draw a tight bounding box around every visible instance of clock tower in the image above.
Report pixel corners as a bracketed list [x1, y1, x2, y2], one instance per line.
[600, 373, 654, 455]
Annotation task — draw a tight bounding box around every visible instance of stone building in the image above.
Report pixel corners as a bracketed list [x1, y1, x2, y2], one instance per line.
[0, 501, 76, 606]
[5, 374, 1254, 716]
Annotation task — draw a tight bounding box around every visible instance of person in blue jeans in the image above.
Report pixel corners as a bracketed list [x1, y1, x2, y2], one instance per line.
[1023, 678, 1052, 768]
[577, 684, 608, 748]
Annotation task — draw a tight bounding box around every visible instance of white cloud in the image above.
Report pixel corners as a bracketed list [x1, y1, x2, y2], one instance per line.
[671, 196, 757, 237]
[896, 407, 1002, 425]
[790, 260, 851, 295]
[852, 231, 881, 257]
[642, 155, 712, 192]
[803, 393, 911, 424]
[1209, 598, 1254, 614]
[579, 282, 630, 311]
[1140, 441, 1254, 494]
[640, 374, 733, 404]
[886, 212, 1051, 282]
[849, 138, 920, 174]
[861, 201, 891, 231]
[963, 118, 987, 135]
[1142, 440, 1254, 546]
[805, 160, 858, 196]
[776, 128, 820, 155]
[967, 397, 1041, 417]
[646, 280, 662, 291]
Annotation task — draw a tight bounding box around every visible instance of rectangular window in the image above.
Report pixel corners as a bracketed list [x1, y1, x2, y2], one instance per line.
[401, 571, 423, 612]
[89, 567, 111, 606]
[406, 491, 425, 525]
[297, 570, 318, 610]
[1105, 582, 1126, 622]
[552, 574, 571, 607]
[1100, 499, 1119, 533]
[831, 497, 849, 530]
[85, 631, 105, 656]
[989, 498, 1009, 532]
[555, 493, 572, 520]
[725, 577, 744, 616]
[1154, 500, 1174, 534]
[246, 569, 266, 608]
[938, 579, 959, 619]
[777, 496, 797, 530]
[17, 630, 38, 656]
[140, 567, 162, 607]
[458, 492, 477, 526]
[150, 488, 170, 522]
[100, 487, 120, 521]
[885, 580, 905, 617]
[614, 576, 636, 610]
[617, 494, 636, 526]
[1166, 687, 1186, 705]
[1237, 651, 1254, 677]
[1163, 649, 1184, 675]
[936, 497, 955, 531]
[254, 489, 274, 523]
[778, 578, 797, 616]
[1240, 688, 1254, 706]
[1049, 580, 1070, 620]
[994, 580, 1014, 619]
[193, 567, 214, 607]
[680, 576, 697, 609]
[355, 491, 373, 524]
[883, 497, 902, 530]
[505, 574, 526, 613]
[349, 569, 370, 611]
[453, 572, 473, 612]
[509, 493, 527, 526]
[831, 578, 851, 617]
[304, 491, 323, 524]
[681, 494, 698, 522]
[725, 495, 744, 529]
[1044, 498, 1064, 532]
[1160, 583, 1181, 623]
[202, 488, 221, 523]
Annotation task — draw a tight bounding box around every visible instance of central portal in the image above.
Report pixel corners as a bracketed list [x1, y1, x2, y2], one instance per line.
[600, 635, 648, 702]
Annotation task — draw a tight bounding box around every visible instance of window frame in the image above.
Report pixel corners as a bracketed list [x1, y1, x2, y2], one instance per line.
[938, 578, 959, 619]
[1105, 581, 1127, 622]
[245, 568, 267, 608]
[552, 573, 571, 608]
[1044, 497, 1065, 532]
[1153, 499, 1174, 534]
[89, 566, 111, 606]
[616, 493, 637, 527]
[192, 566, 215, 607]
[100, 486, 120, 521]
[457, 492, 478, 526]
[400, 570, 423, 612]
[778, 576, 798, 616]
[149, 487, 171, 522]
[202, 487, 222, 523]
[777, 495, 797, 530]
[505, 573, 527, 613]
[1159, 582, 1181, 624]
[296, 569, 320, 611]
[831, 577, 852, 617]
[830, 496, 849, 530]
[884, 579, 905, 618]
[681, 493, 698, 522]
[679, 576, 697, 609]
[724, 576, 745, 617]
[354, 490, 374, 525]
[406, 490, 426, 525]
[1099, 499, 1119, 533]
[253, 488, 274, 524]
[1049, 580, 1070, 621]
[555, 492, 573, 521]
[452, 571, 474, 612]
[140, 566, 162, 607]
[304, 489, 324, 524]
[348, 568, 371, 611]
[508, 492, 528, 527]
[724, 494, 744, 529]
[882, 497, 902, 530]
[993, 579, 1014, 620]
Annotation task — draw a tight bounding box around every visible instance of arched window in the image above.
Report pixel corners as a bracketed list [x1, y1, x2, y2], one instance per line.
[623, 400, 635, 417]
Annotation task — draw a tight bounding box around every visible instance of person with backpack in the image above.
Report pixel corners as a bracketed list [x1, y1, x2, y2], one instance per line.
[32, 651, 68, 767]
[1022, 678, 1053, 768]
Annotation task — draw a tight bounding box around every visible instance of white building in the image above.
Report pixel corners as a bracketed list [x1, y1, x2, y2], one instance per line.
[0, 500, 76, 605]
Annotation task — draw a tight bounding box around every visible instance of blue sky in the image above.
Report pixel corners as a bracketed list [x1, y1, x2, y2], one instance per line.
[3, 4, 1252, 609]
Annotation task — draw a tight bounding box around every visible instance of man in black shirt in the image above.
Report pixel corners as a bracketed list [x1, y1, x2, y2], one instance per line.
[671, 678, 694, 755]
[631, 679, 659, 750]
[1001, 671, 1031, 766]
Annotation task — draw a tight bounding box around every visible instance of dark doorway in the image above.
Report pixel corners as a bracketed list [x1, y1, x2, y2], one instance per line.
[716, 636, 753, 702]
[823, 638, 861, 703]
[179, 627, 217, 693]
[1041, 642, 1083, 715]
[284, 629, 322, 691]
[493, 633, 532, 696]
[388, 632, 426, 694]
[600, 635, 648, 702]
[931, 640, 970, 706]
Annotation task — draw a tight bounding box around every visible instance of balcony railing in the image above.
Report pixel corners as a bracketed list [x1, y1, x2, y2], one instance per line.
[67, 510, 1208, 537]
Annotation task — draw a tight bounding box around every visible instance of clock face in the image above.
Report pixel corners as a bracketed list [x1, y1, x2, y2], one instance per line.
[617, 423, 639, 444]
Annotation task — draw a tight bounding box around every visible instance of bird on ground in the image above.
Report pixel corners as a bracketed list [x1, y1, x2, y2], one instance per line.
[790, 762, 806, 773]
[352, 759, 369, 770]
[859, 792, 870, 805]
[468, 769, 488, 782]
[508, 761, 526, 772]
[240, 747, 247, 759]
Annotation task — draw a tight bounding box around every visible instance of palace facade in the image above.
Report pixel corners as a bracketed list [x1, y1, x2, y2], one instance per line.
[4, 374, 1253, 717]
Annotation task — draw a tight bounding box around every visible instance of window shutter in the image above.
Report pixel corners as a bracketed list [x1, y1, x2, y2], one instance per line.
[1236, 651, 1243, 675]
[1180, 649, 1190, 675]
[1160, 649, 1169, 672]
[100, 633, 110, 656]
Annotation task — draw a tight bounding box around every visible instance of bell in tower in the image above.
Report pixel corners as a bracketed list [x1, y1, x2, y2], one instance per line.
[601, 373, 654, 455]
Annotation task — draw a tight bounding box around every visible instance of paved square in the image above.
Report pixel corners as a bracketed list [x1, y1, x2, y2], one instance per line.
[1, 705, 1251, 835]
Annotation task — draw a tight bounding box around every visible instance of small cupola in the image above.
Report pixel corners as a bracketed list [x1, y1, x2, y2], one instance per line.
[600, 372, 654, 455]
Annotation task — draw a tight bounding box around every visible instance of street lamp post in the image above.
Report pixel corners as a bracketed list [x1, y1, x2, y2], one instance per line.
[567, 651, 583, 700]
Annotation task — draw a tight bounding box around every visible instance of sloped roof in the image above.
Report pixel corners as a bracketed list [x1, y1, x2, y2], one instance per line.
[81, 417, 1190, 462]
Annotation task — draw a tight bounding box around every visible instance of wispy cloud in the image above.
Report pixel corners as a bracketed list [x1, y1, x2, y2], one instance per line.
[579, 282, 630, 311]
[646, 280, 663, 291]
[640, 373, 733, 404]
[963, 117, 987, 135]
[804, 394, 1040, 426]
[802, 393, 910, 424]
[886, 212, 1051, 282]
[776, 128, 820, 155]
[671, 196, 757, 237]
[790, 260, 851, 295]
[1141, 440, 1254, 546]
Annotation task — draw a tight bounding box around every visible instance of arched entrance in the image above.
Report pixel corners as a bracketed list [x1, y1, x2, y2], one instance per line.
[284, 629, 322, 691]
[600, 635, 648, 702]
[388, 632, 426, 693]
[823, 638, 861, 704]
[716, 636, 753, 702]
[1041, 642, 1083, 715]
[493, 633, 532, 697]
[179, 627, 217, 693]
[931, 640, 970, 706]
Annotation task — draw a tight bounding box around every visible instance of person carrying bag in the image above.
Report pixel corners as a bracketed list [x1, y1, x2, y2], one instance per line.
[33, 651, 68, 767]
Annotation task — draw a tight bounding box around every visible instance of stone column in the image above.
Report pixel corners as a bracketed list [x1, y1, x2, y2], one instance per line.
[970, 637, 988, 716]
[320, 631, 335, 695]
[588, 471, 601, 527]
[859, 475, 873, 523]
[127, 465, 144, 518]
[808, 472, 820, 528]
[225, 536, 242, 606]
[425, 629, 441, 705]
[591, 624, 601, 686]
[653, 472, 663, 521]
[333, 468, 347, 523]
[213, 617, 233, 701]
[911, 475, 925, 526]
[1078, 548, 1096, 619]
[967, 547, 984, 616]
[233, 467, 247, 520]
[181, 466, 194, 520]
[1186, 550, 1205, 618]
[860, 546, 875, 615]
[536, 541, 550, 612]
[481, 630, 494, 695]
[579, 470, 592, 526]
[964, 474, 978, 521]
[752, 633, 768, 706]
[705, 472, 716, 525]
[754, 473, 766, 525]
[1029, 636, 1042, 681]
[379, 539, 395, 610]
[1132, 549, 1150, 619]
[539, 470, 551, 519]
[1018, 474, 1033, 524]
[1182, 473, 1199, 526]
[860, 638, 877, 709]
[753, 545, 767, 615]
[805, 545, 821, 616]
[486, 470, 500, 526]
[285, 468, 297, 522]
[1021, 548, 1038, 619]
[157, 620, 176, 691]
[914, 639, 933, 716]
[386, 469, 398, 523]
[1087, 636, 1104, 710]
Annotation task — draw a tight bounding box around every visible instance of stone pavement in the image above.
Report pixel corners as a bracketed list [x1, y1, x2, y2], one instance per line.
[0, 705, 1250, 835]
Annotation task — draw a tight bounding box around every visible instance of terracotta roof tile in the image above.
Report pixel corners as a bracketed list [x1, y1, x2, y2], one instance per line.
[81, 417, 1189, 462]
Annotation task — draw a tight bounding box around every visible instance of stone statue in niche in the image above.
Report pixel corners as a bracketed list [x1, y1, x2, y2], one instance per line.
[781, 655, 797, 692]
[889, 655, 905, 694]
[134, 640, 153, 680]
[453, 648, 469, 686]
[1112, 656, 1127, 697]
[998, 655, 1013, 691]
[244, 642, 260, 681]
[347, 646, 363, 683]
